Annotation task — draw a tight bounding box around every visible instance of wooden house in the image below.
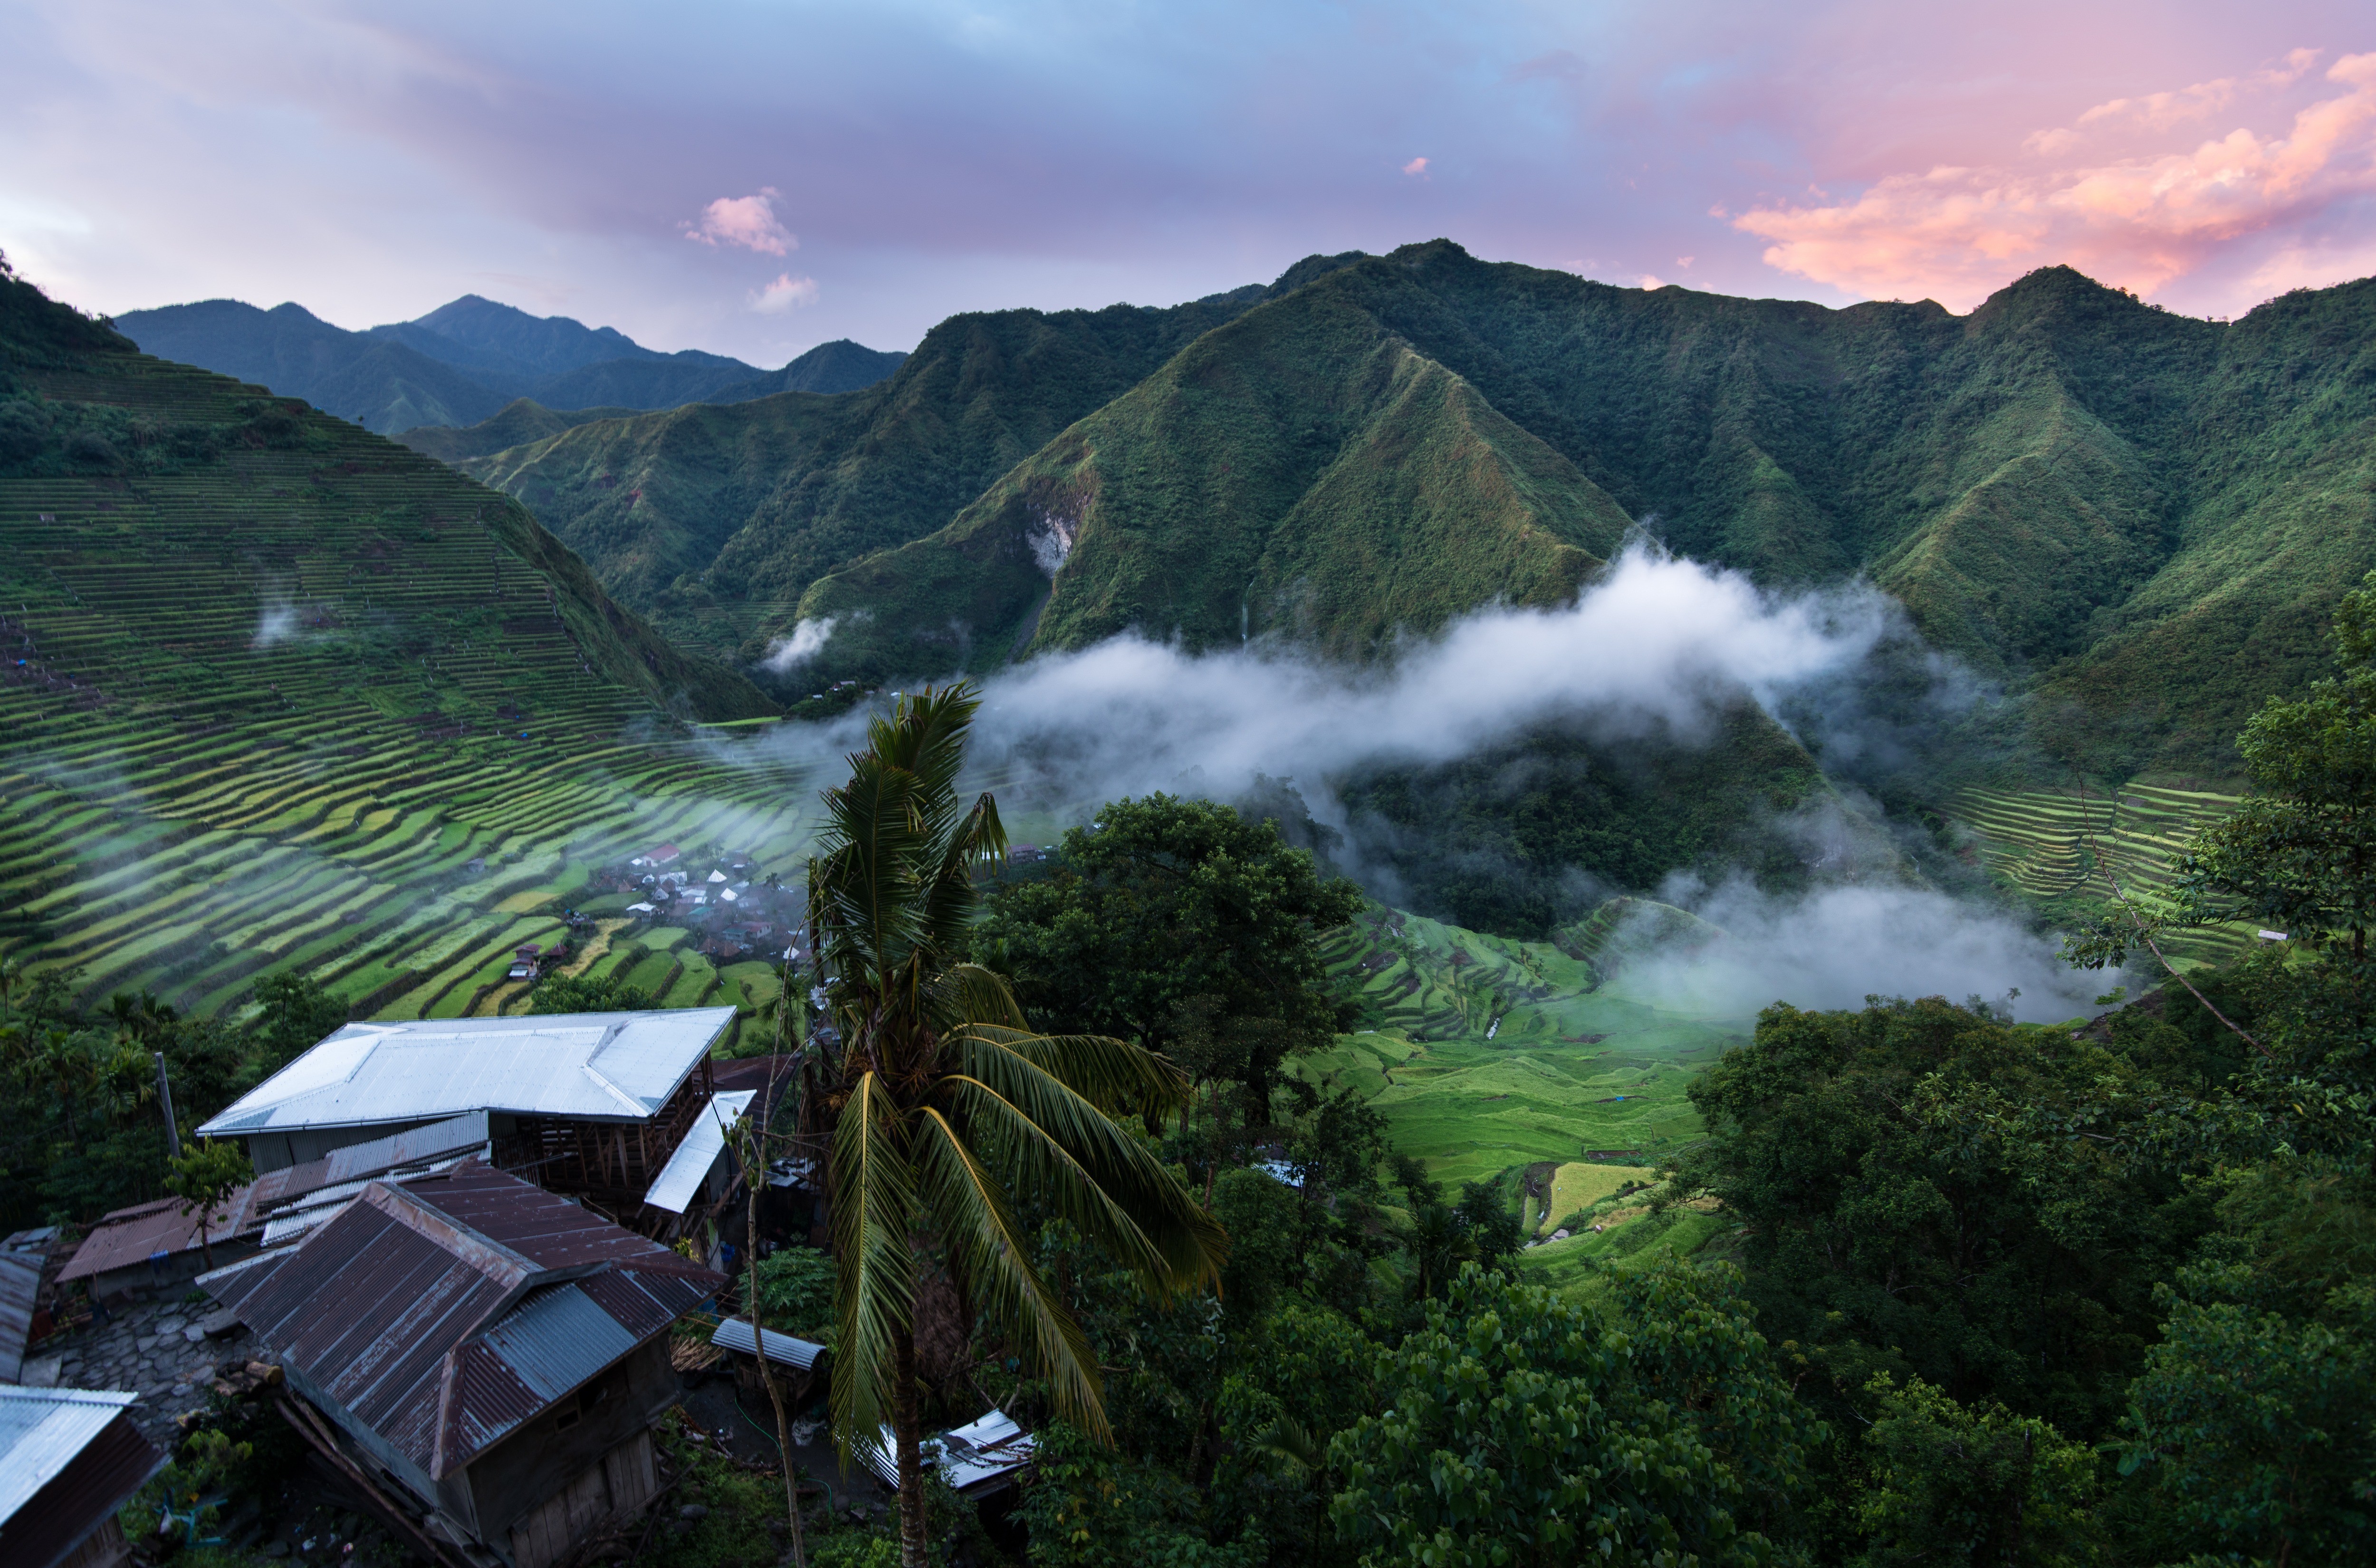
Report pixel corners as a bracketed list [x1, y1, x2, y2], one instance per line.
[200, 1163, 723, 1568]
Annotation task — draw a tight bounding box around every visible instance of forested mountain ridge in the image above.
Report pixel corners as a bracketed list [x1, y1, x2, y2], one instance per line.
[112, 293, 906, 434]
[445, 241, 2376, 778]
[798, 245, 2376, 776]
[451, 255, 1372, 660]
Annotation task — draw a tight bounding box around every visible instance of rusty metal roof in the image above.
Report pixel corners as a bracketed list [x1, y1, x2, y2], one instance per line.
[201, 1163, 720, 1479]
[0, 1387, 166, 1568]
[56, 1186, 264, 1284]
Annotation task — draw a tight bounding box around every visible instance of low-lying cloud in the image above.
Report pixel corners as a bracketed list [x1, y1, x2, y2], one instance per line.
[749, 543, 2113, 1022]
[761, 613, 848, 674]
[1608, 874, 2116, 1023]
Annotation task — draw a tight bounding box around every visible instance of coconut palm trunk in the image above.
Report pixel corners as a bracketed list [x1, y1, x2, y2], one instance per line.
[804, 683, 1227, 1568]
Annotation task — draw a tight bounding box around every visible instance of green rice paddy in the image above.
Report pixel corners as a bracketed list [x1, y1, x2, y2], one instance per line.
[1295, 905, 1751, 1191]
[0, 351, 817, 1038]
[1941, 778, 2257, 966]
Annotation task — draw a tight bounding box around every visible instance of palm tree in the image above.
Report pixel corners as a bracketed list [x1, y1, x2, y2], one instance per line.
[803, 683, 1227, 1568]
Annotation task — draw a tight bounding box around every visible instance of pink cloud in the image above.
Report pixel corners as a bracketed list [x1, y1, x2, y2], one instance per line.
[684, 187, 795, 255]
[1402, 155, 1429, 176]
[1736, 51, 2376, 311]
[752, 271, 818, 313]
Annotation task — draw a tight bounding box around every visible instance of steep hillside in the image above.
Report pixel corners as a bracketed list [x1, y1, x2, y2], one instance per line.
[392, 399, 642, 463]
[115, 295, 904, 433]
[797, 284, 1633, 671]
[789, 245, 2376, 776]
[450, 265, 1364, 660]
[0, 265, 802, 1019]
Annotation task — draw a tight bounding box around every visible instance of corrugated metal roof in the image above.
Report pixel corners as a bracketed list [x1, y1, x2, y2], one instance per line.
[249, 1112, 489, 1209]
[643, 1090, 755, 1214]
[0, 1387, 143, 1519]
[0, 1387, 165, 1568]
[202, 1164, 721, 1479]
[709, 1316, 824, 1371]
[0, 1254, 38, 1385]
[196, 1008, 735, 1138]
[476, 1283, 639, 1401]
[57, 1185, 264, 1284]
[857, 1406, 1035, 1494]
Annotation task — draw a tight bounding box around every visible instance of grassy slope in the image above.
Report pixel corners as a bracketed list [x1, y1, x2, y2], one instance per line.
[1288, 899, 1747, 1291]
[0, 269, 802, 1021]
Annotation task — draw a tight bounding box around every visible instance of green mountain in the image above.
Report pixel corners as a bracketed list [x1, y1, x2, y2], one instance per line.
[113, 296, 905, 434]
[450, 258, 1368, 660]
[440, 244, 2376, 781]
[0, 263, 806, 1018]
[795, 245, 2376, 778]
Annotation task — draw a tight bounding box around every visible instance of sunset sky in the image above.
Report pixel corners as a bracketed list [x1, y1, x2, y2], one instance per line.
[5, 1, 2374, 364]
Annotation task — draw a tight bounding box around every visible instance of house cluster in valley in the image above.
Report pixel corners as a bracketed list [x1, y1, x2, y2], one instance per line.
[0, 1000, 1034, 1568]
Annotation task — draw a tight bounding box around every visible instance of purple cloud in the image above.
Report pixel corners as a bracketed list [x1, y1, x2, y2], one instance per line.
[0, 1, 2369, 363]
[685, 188, 795, 255]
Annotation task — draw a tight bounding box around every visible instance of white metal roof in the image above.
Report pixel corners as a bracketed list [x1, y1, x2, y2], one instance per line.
[0, 1387, 141, 1522]
[710, 1315, 826, 1370]
[859, 1406, 1034, 1493]
[196, 1009, 735, 1137]
[643, 1090, 755, 1214]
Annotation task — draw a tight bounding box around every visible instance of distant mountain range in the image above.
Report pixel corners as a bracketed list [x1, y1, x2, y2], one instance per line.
[109, 293, 905, 435]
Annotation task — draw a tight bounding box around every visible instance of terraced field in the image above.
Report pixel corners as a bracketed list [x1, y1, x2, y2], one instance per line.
[0, 299, 813, 1028]
[1941, 779, 2259, 966]
[1296, 904, 1748, 1188]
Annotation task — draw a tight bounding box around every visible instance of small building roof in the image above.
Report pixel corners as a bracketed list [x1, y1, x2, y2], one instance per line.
[0, 1387, 166, 1565]
[201, 1163, 721, 1480]
[56, 1187, 264, 1285]
[643, 1090, 755, 1215]
[61, 1113, 495, 1285]
[195, 1008, 735, 1138]
[709, 1316, 824, 1371]
[860, 1406, 1034, 1495]
[0, 1254, 38, 1386]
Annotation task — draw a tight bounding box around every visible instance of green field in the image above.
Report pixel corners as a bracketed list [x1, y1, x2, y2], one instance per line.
[1293, 904, 1750, 1190]
[1940, 778, 2258, 966]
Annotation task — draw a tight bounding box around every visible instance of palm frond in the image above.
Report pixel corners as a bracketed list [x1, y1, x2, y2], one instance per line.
[932, 966, 1030, 1034]
[959, 1024, 1193, 1114]
[830, 1072, 918, 1473]
[911, 1108, 1108, 1438]
[942, 1063, 1227, 1298]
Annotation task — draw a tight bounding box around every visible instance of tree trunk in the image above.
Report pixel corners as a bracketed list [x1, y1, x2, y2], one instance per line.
[747, 1122, 805, 1568]
[894, 1326, 929, 1568]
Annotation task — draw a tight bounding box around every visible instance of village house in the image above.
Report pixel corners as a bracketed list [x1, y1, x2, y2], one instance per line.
[199, 1162, 723, 1568]
[56, 1112, 492, 1304]
[0, 1386, 166, 1568]
[194, 1010, 736, 1225]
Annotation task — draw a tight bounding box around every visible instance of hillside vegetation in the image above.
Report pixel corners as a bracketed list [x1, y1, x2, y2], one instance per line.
[0, 263, 810, 1019]
[441, 243, 2376, 784]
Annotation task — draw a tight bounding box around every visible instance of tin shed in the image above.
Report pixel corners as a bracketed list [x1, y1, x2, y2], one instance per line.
[200, 1163, 723, 1568]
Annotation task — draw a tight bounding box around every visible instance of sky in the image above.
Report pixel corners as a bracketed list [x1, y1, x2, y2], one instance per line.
[4, 1, 2374, 366]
